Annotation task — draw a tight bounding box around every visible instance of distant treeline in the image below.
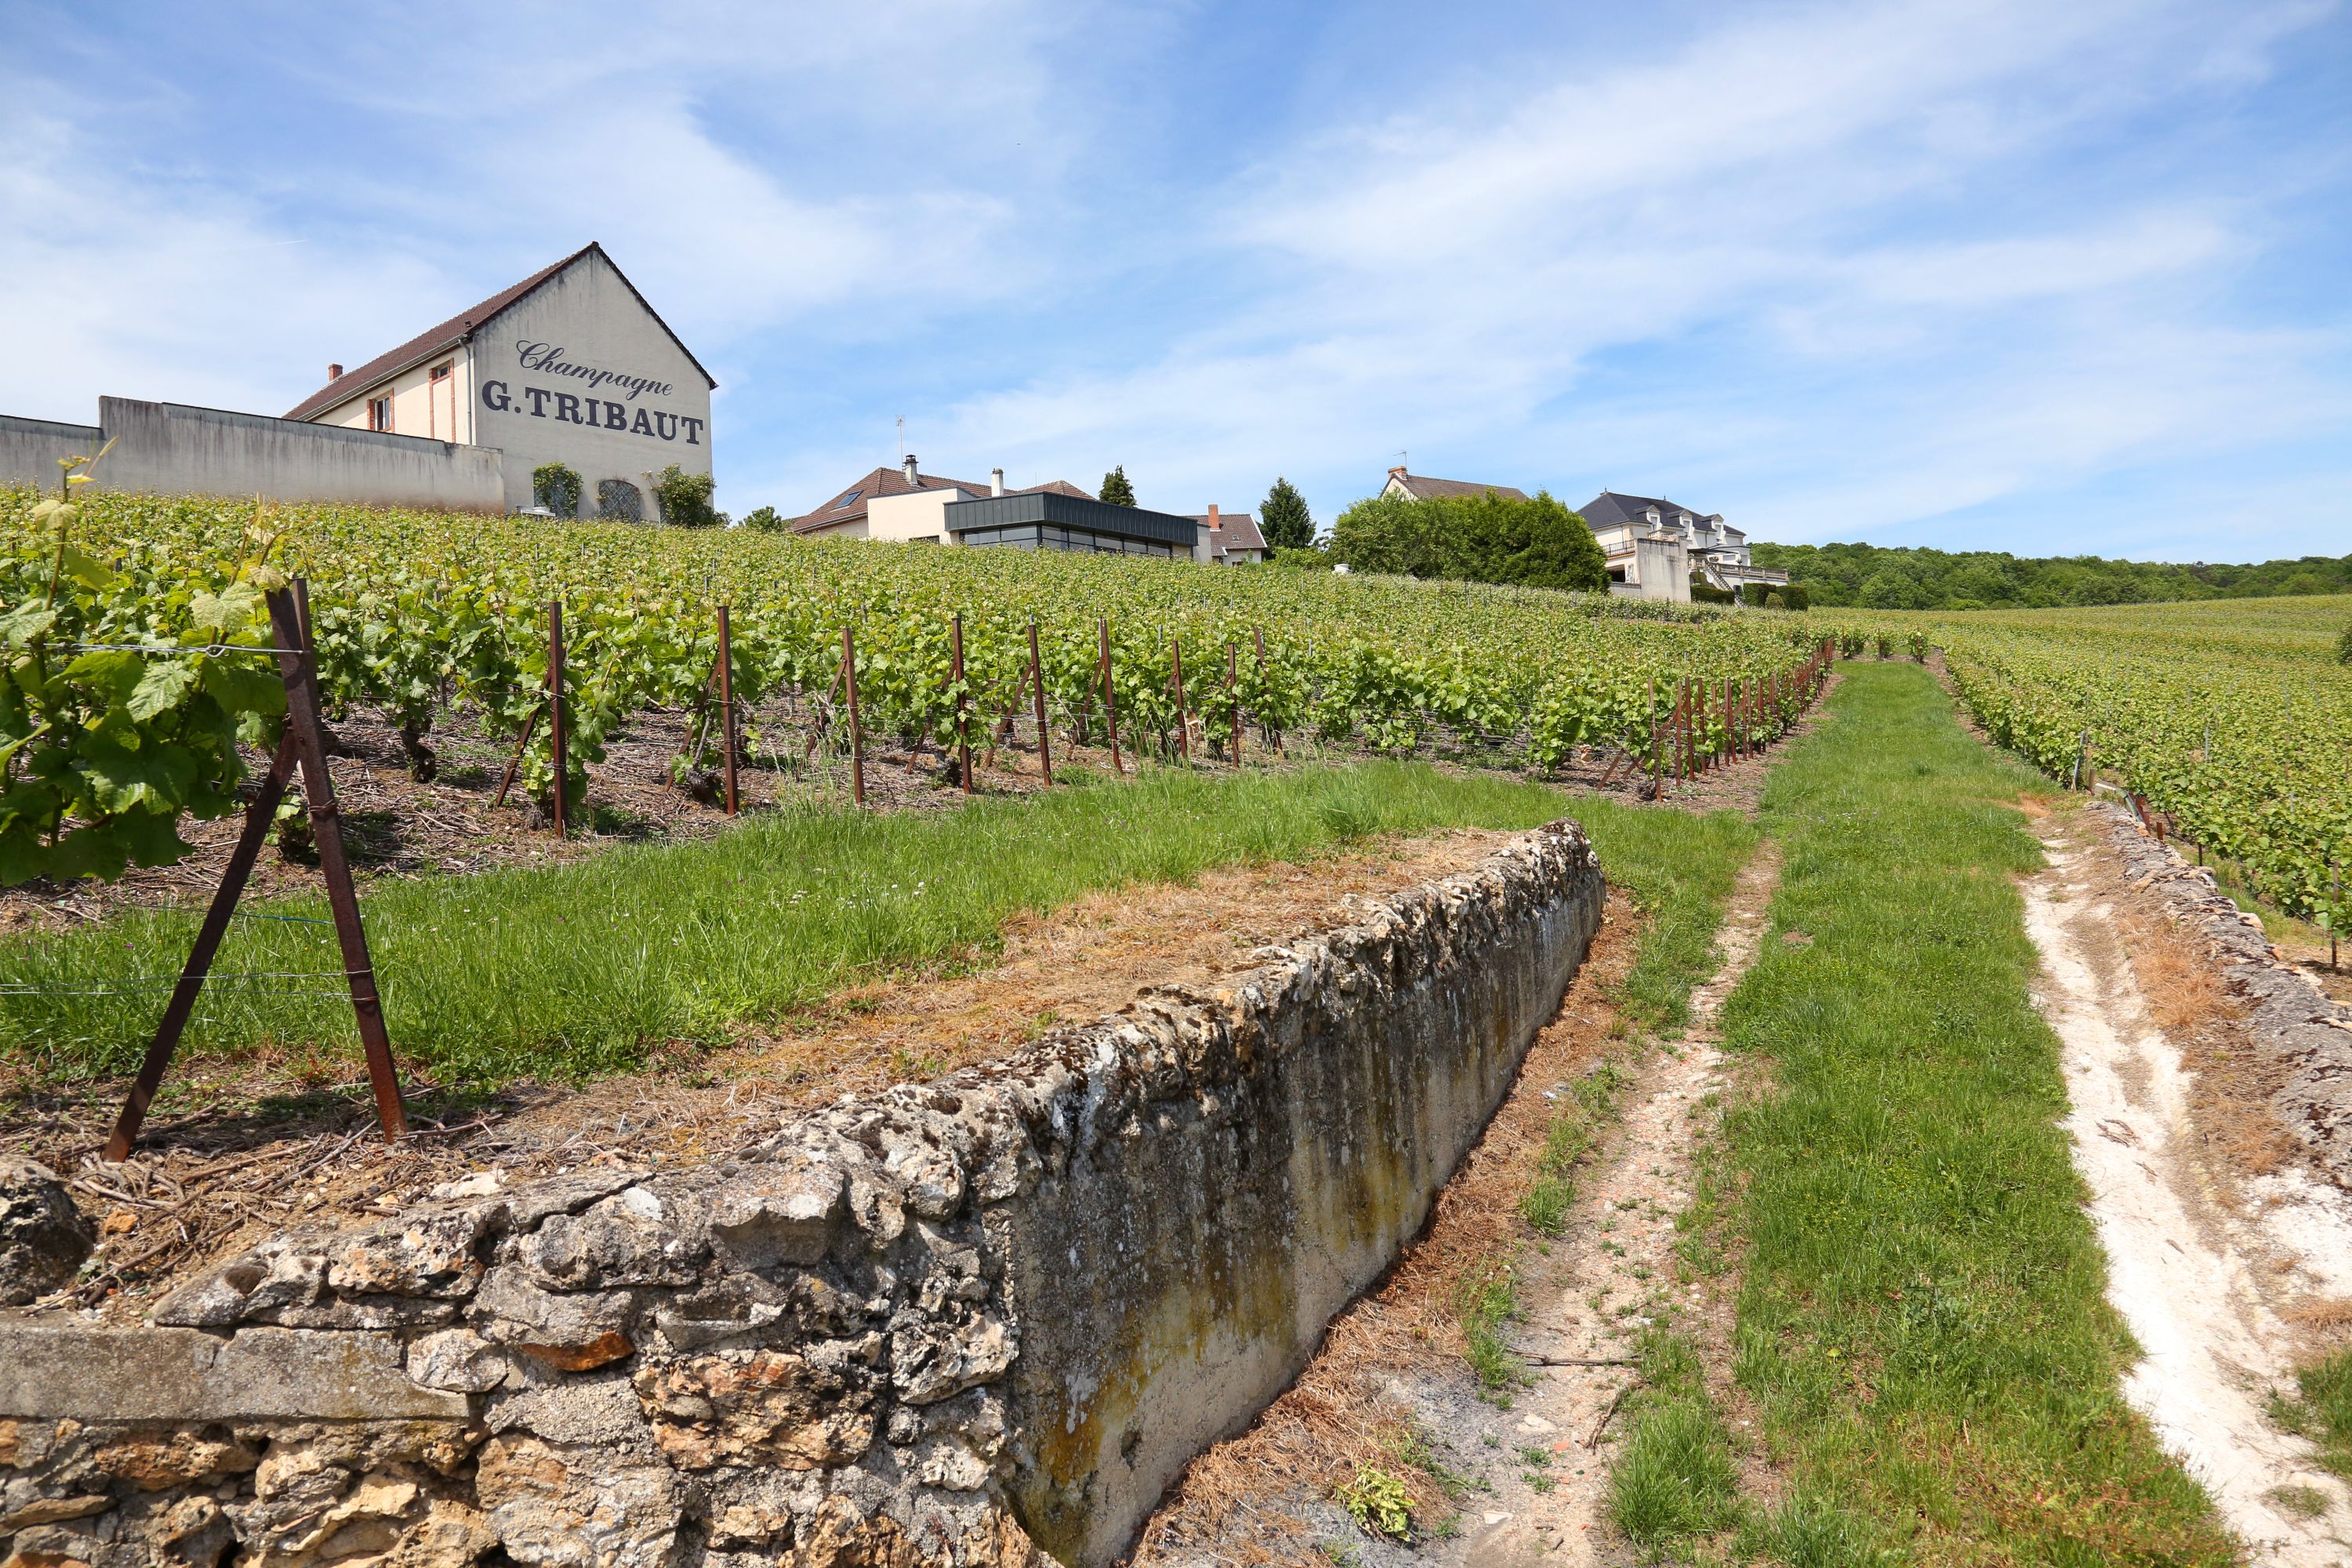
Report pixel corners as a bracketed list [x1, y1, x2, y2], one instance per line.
[1751, 542, 2352, 610]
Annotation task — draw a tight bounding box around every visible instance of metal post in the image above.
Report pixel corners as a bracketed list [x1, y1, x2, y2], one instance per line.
[717, 604, 738, 816]
[1027, 619, 1052, 786]
[841, 625, 866, 806]
[1171, 637, 1189, 764]
[951, 612, 971, 794]
[270, 584, 407, 1142]
[492, 705, 540, 810]
[548, 601, 567, 838]
[1227, 641, 1242, 767]
[104, 735, 296, 1160]
[1099, 618, 1124, 775]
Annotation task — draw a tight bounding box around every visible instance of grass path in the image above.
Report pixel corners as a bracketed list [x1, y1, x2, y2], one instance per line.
[0, 761, 1573, 1091]
[1711, 661, 2236, 1564]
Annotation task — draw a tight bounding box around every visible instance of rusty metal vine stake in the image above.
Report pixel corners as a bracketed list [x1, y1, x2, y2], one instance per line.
[841, 626, 866, 806]
[105, 581, 408, 1160]
[1171, 637, 1189, 764]
[547, 601, 568, 839]
[717, 604, 738, 816]
[1098, 619, 1123, 775]
[950, 613, 971, 794]
[1027, 619, 1052, 786]
[1227, 642, 1242, 767]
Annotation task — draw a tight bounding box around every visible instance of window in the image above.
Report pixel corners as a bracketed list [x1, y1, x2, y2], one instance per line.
[368, 393, 394, 433]
[830, 490, 862, 512]
[429, 361, 454, 440]
[597, 479, 644, 523]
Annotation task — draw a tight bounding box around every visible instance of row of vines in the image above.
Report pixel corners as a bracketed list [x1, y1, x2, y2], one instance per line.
[1878, 599, 2352, 931]
[2, 485, 1835, 887]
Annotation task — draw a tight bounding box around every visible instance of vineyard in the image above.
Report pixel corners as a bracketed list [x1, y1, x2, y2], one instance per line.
[1853, 597, 2352, 934]
[2, 487, 1831, 891]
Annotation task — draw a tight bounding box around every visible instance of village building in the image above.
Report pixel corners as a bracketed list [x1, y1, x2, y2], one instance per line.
[1380, 467, 1530, 503]
[791, 459, 1239, 561]
[1577, 491, 1789, 599]
[285, 243, 715, 519]
[1, 242, 709, 517]
[1188, 505, 1269, 564]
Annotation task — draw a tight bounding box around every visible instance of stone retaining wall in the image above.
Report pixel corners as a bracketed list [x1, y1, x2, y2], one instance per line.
[0, 822, 1605, 1568]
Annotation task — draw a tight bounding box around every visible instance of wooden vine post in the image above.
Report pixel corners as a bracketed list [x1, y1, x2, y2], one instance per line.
[104, 579, 407, 1160]
[1098, 619, 1123, 775]
[547, 600, 568, 839]
[717, 604, 738, 816]
[1026, 619, 1052, 786]
[840, 625, 866, 806]
[950, 612, 971, 794]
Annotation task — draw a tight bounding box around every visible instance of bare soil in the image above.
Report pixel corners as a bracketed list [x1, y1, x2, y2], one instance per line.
[2027, 802, 2352, 1564]
[1, 828, 1519, 1325]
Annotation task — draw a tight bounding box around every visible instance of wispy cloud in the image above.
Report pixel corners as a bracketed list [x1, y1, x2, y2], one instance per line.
[1, 0, 2346, 557]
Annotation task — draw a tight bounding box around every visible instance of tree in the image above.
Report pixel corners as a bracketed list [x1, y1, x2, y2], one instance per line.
[1326, 488, 1606, 592]
[1259, 477, 1314, 552]
[652, 465, 723, 528]
[532, 462, 582, 519]
[741, 506, 787, 533]
[1099, 466, 1136, 506]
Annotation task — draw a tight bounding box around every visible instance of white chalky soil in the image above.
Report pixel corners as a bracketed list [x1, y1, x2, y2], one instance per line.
[2026, 834, 2352, 1566]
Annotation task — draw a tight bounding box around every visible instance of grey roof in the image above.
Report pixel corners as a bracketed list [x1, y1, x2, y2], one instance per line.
[1188, 511, 1267, 557]
[946, 490, 1200, 549]
[1579, 490, 1737, 536]
[1386, 469, 1530, 503]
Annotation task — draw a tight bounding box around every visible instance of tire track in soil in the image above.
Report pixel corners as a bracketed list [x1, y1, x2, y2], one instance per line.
[1426, 840, 1781, 1566]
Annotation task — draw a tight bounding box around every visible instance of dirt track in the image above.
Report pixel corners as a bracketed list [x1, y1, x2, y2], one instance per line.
[2027, 806, 2352, 1564]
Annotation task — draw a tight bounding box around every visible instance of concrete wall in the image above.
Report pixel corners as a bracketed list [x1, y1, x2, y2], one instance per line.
[0, 416, 104, 490]
[89, 398, 506, 513]
[0, 824, 1606, 1568]
[467, 249, 712, 514]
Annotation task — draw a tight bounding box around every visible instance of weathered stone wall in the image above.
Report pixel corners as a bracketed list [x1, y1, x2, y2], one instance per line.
[2096, 803, 2352, 1184]
[0, 823, 1604, 1568]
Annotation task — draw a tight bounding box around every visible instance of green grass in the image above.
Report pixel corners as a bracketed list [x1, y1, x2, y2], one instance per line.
[1, 760, 1577, 1090]
[2270, 1348, 2352, 1483]
[1717, 662, 2233, 1563]
[1457, 794, 1757, 1397]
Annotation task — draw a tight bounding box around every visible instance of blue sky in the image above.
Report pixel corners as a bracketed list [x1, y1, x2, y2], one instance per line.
[3, 0, 2348, 560]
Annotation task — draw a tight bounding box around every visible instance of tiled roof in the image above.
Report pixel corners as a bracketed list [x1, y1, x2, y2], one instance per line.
[791, 468, 1095, 533]
[1386, 469, 1531, 503]
[1188, 512, 1268, 557]
[282, 242, 715, 422]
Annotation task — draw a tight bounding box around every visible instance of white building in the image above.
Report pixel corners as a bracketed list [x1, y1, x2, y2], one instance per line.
[284, 243, 714, 520]
[1577, 492, 1788, 599]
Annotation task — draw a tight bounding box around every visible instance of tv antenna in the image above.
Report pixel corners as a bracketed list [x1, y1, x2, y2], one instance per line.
[897, 416, 906, 463]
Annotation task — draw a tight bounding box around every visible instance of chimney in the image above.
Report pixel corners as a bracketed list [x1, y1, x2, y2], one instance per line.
[1207, 503, 1220, 533]
[328, 363, 343, 380]
[902, 454, 920, 485]
[990, 467, 1005, 496]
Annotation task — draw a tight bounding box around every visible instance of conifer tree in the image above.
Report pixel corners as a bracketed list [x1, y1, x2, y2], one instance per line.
[1099, 465, 1136, 506]
[1259, 477, 1313, 552]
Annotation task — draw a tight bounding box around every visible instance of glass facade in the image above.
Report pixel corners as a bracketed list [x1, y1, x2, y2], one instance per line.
[957, 524, 1178, 558]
